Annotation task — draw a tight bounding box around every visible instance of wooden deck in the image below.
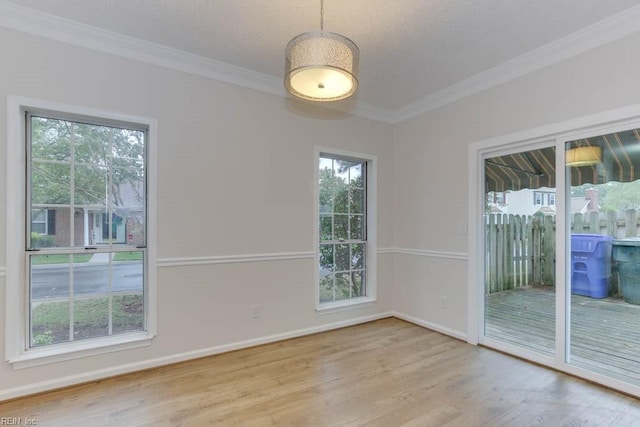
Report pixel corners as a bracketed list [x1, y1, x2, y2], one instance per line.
[486, 286, 640, 384]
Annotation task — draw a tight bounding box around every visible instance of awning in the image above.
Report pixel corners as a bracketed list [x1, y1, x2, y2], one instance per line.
[485, 129, 640, 192]
[485, 147, 555, 192]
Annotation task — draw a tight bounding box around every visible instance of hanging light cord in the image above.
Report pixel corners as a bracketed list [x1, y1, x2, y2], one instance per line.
[320, 0, 324, 32]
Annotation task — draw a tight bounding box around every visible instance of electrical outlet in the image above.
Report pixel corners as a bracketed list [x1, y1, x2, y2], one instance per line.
[440, 296, 447, 308]
[252, 304, 260, 319]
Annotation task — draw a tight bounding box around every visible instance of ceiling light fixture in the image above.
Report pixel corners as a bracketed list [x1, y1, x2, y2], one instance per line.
[566, 146, 602, 167]
[284, 0, 359, 102]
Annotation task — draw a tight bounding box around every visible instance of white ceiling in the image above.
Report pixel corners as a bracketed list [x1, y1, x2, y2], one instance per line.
[3, 0, 640, 121]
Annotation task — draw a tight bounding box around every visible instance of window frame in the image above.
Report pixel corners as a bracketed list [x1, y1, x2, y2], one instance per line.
[314, 146, 377, 313]
[534, 192, 543, 205]
[6, 96, 157, 368]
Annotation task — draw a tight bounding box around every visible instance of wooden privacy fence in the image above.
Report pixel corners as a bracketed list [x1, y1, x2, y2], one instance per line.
[485, 209, 640, 294]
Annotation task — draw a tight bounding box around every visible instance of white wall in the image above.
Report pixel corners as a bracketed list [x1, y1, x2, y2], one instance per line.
[5, 13, 640, 401]
[392, 31, 640, 338]
[0, 28, 394, 398]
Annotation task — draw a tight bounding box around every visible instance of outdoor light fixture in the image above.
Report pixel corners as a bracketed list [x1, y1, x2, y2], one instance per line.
[284, 0, 359, 102]
[566, 146, 602, 167]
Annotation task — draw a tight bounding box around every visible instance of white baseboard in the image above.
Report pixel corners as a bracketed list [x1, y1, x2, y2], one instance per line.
[0, 311, 394, 402]
[391, 311, 468, 341]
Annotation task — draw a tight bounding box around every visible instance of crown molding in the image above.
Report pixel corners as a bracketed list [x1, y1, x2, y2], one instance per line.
[1, 1, 640, 125]
[389, 4, 640, 123]
[0, 0, 391, 123]
[0, 1, 285, 97]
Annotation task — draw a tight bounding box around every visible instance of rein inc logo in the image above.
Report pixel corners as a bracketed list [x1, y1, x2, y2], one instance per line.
[0, 418, 37, 426]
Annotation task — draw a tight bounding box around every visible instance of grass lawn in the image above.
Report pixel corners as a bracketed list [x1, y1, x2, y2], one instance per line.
[31, 294, 144, 346]
[31, 254, 93, 265]
[31, 252, 143, 265]
[113, 251, 144, 261]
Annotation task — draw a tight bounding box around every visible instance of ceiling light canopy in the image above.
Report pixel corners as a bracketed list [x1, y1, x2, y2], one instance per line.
[284, 1, 359, 102]
[566, 146, 602, 167]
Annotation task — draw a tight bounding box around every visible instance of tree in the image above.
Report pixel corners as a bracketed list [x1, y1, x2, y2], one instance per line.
[602, 180, 640, 210]
[31, 117, 144, 207]
[30, 116, 145, 247]
[318, 159, 366, 301]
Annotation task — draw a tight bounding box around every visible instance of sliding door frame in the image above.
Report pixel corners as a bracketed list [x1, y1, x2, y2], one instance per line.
[468, 104, 640, 397]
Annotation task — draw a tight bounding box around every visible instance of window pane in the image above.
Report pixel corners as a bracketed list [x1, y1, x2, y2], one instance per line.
[31, 162, 71, 205]
[31, 254, 72, 299]
[334, 187, 349, 213]
[349, 163, 363, 188]
[319, 275, 334, 303]
[335, 244, 350, 271]
[30, 254, 72, 347]
[320, 244, 334, 273]
[74, 164, 107, 206]
[352, 271, 365, 297]
[349, 215, 364, 240]
[320, 215, 333, 241]
[74, 256, 108, 296]
[334, 215, 348, 240]
[319, 184, 333, 214]
[73, 123, 109, 165]
[111, 128, 145, 160]
[112, 167, 145, 246]
[73, 297, 109, 341]
[114, 255, 144, 295]
[30, 117, 71, 161]
[31, 299, 70, 347]
[123, 211, 145, 247]
[31, 208, 73, 248]
[351, 244, 365, 269]
[335, 272, 351, 300]
[113, 294, 144, 334]
[350, 189, 365, 214]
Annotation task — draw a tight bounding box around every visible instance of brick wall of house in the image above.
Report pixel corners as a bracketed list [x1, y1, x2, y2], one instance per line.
[53, 207, 85, 247]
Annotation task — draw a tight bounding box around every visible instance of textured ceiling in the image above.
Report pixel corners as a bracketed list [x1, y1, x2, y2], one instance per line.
[4, 0, 640, 113]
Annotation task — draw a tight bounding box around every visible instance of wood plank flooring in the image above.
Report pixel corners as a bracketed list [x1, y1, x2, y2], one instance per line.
[486, 286, 640, 383]
[1, 318, 639, 426]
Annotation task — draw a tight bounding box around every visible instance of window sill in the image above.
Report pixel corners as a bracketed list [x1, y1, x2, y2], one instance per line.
[8, 332, 154, 369]
[316, 297, 376, 315]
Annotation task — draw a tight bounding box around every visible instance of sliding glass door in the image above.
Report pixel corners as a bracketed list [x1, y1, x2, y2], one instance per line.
[476, 121, 640, 395]
[565, 129, 640, 386]
[483, 145, 556, 357]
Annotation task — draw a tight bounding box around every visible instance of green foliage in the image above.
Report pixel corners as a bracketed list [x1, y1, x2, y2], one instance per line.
[31, 254, 92, 265]
[318, 157, 367, 303]
[30, 232, 54, 248]
[32, 331, 54, 346]
[112, 251, 144, 261]
[602, 180, 640, 210]
[30, 117, 145, 207]
[31, 294, 144, 347]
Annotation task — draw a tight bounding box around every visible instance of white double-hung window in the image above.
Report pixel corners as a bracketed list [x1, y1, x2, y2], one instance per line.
[316, 148, 376, 310]
[6, 98, 156, 367]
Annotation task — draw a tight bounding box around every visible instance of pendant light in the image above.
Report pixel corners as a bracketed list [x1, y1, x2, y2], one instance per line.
[566, 146, 602, 167]
[284, 0, 359, 102]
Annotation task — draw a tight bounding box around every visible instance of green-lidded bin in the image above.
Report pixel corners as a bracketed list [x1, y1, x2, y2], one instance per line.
[612, 238, 640, 304]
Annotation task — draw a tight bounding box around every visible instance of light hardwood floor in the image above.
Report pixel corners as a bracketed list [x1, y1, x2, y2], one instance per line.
[1, 318, 639, 426]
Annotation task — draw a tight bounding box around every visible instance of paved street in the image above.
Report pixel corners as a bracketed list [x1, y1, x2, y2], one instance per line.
[31, 262, 143, 300]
